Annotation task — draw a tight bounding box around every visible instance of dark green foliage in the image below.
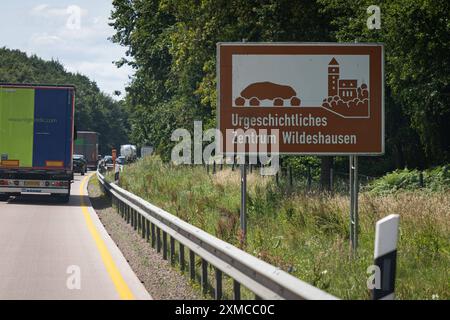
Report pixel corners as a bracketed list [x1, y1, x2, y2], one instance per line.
[0, 47, 129, 155]
[319, 0, 450, 167]
[366, 165, 450, 194]
[110, 0, 333, 159]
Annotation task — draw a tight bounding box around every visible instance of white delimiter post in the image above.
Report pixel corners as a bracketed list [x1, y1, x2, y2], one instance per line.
[373, 214, 400, 300]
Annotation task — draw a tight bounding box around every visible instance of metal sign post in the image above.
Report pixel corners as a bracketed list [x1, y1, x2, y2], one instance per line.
[240, 162, 247, 240]
[349, 155, 359, 253]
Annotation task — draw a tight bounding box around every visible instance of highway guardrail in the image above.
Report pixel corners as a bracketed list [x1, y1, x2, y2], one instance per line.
[96, 171, 338, 300]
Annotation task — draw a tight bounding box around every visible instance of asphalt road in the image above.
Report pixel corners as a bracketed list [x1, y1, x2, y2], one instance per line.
[0, 173, 151, 300]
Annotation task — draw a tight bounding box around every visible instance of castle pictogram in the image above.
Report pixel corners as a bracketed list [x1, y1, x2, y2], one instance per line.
[322, 58, 369, 117]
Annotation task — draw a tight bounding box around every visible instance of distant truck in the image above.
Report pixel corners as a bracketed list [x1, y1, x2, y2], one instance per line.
[140, 145, 154, 158]
[0, 83, 75, 202]
[120, 144, 137, 163]
[74, 131, 99, 170]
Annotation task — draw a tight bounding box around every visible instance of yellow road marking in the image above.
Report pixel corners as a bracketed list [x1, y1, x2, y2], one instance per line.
[79, 174, 135, 300]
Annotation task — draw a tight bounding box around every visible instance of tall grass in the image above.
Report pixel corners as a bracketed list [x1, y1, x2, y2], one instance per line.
[111, 156, 449, 299]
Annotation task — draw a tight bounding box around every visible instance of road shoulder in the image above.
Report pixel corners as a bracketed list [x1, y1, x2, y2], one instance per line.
[87, 175, 203, 300]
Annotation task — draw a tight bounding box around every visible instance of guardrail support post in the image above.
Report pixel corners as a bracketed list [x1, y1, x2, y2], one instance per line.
[141, 216, 146, 239]
[134, 210, 138, 231]
[189, 250, 196, 281]
[201, 259, 208, 294]
[179, 243, 185, 271]
[170, 236, 175, 265]
[151, 223, 156, 248]
[136, 211, 140, 231]
[162, 231, 168, 260]
[129, 207, 133, 227]
[146, 220, 150, 241]
[215, 268, 222, 300]
[233, 280, 241, 300]
[156, 228, 161, 253]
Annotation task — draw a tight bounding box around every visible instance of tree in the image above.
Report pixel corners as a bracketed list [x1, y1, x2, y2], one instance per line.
[0, 47, 130, 155]
[110, 0, 334, 160]
[319, 0, 450, 166]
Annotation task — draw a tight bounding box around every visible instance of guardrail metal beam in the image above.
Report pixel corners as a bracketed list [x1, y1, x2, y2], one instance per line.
[96, 171, 338, 300]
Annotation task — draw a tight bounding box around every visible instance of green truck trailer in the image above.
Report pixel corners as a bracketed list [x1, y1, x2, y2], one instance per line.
[0, 83, 75, 202]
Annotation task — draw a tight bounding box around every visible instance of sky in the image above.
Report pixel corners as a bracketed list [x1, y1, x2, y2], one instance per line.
[0, 0, 133, 99]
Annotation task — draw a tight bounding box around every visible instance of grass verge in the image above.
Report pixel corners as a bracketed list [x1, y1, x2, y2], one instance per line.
[108, 156, 449, 300]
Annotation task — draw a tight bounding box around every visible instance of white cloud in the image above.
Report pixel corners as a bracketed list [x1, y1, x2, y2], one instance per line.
[30, 4, 50, 16]
[30, 33, 62, 45]
[30, 4, 88, 18]
[4, 2, 132, 99]
[65, 60, 131, 96]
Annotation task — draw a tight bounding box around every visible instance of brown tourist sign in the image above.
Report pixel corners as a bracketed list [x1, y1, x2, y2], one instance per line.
[217, 43, 384, 155]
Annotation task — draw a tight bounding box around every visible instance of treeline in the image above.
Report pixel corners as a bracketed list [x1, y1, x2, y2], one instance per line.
[110, 0, 449, 176]
[0, 47, 129, 155]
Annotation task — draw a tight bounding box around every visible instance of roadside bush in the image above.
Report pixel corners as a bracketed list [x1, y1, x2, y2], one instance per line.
[366, 166, 450, 194]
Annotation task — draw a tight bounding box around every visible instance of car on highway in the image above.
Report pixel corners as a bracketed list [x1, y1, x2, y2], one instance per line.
[103, 156, 113, 165]
[116, 156, 125, 165]
[73, 154, 87, 175]
[97, 155, 114, 173]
